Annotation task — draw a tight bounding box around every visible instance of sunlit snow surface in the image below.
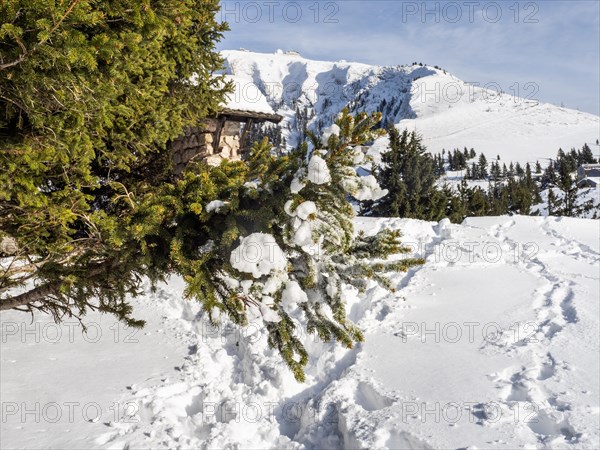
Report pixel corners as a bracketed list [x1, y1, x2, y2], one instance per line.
[1, 216, 598, 449]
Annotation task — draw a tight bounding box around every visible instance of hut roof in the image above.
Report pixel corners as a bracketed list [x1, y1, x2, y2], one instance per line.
[220, 76, 282, 123]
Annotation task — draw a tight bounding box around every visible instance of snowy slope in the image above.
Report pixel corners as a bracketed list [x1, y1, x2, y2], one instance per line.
[2, 216, 599, 449]
[222, 50, 600, 165]
[0, 279, 192, 449]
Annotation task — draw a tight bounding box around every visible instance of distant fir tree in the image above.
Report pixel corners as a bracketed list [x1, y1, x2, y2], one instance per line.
[515, 162, 524, 177]
[367, 127, 438, 219]
[445, 184, 468, 222]
[506, 178, 533, 214]
[547, 189, 558, 216]
[247, 123, 284, 151]
[457, 149, 468, 170]
[525, 163, 533, 182]
[580, 143, 596, 164]
[433, 154, 446, 176]
[541, 162, 556, 188]
[491, 162, 502, 181]
[488, 183, 510, 215]
[465, 186, 490, 217]
[553, 162, 583, 216]
[478, 153, 488, 179]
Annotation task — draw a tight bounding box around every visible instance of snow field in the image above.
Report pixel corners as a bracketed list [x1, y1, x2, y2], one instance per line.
[1, 215, 598, 449]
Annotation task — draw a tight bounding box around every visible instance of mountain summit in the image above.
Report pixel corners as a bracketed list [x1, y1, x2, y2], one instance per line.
[222, 50, 599, 164]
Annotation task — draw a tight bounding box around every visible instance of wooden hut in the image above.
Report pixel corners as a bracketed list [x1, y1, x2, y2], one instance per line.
[171, 76, 282, 174]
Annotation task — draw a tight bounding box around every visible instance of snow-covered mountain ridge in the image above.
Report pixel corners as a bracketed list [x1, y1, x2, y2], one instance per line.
[222, 50, 600, 165]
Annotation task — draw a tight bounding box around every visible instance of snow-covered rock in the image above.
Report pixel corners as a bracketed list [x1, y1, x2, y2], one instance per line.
[322, 123, 340, 142]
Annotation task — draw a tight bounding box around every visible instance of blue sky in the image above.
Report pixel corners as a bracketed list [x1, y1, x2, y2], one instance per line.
[217, 0, 600, 115]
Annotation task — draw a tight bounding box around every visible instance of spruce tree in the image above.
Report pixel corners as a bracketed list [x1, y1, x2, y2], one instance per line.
[427, 188, 452, 221]
[580, 143, 596, 164]
[2, 65, 425, 381]
[547, 189, 558, 215]
[467, 187, 489, 216]
[434, 154, 446, 177]
[478, 153, 488, 179]
[525, 163, 532, 185]
[445, 185, 467, 222]
[1, 1, 230, 322]
[199, 111, 423, 380]
[506, 178, 532, 214]
[454, 179, 472, 220]
[456, 149, 467, 170]
[554, 164, 579, 216]
[369, 126, 437, 219]
[525, 163, 540, 204]
[515, 162, 524, 177]
[541, 162, 556, 188]
[567, 148, 581, 172]
[491, 162, 501, 180]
